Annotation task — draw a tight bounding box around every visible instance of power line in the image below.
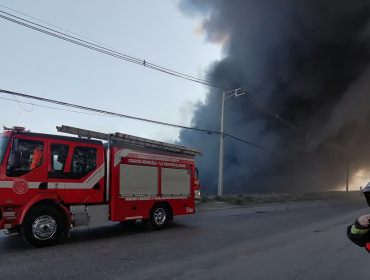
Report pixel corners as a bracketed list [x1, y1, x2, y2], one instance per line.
[0, 95, 217, 138]
[0, 4, 140, 59]
[0, 88, 221, 134]
[238, 90, 305, 135]
[12, 95, 34, 112]
[0, 10, 229, 90]
[1, 93, 279, 154]
[225, 133, 277, 155]
[0, 9, 304, 134]
[0, 4, 219, 87]
[0, 88, 281, 155]
[0, 96, 113, 117]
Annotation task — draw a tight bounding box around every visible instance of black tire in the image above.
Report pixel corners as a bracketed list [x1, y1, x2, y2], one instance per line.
[16, 225, 22, 235]
[22, 206, 64, 248]
[144, 204, 169, 230]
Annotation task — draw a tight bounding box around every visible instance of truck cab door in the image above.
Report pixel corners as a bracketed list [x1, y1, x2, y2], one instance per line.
[1, 136, 48, 205]
[47, 142, 71, 200]
[64, 144, 104, 204]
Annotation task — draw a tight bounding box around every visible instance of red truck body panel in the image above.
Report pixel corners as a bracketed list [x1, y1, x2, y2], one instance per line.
[109, 147, 196, 222]
[0, 127, 199, 233]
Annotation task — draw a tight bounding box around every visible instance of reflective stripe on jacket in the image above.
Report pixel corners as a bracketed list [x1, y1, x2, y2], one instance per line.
[347, 220, 370, 252]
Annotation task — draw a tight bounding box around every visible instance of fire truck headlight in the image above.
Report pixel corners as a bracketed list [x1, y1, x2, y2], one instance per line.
[195, 190, 201, 198]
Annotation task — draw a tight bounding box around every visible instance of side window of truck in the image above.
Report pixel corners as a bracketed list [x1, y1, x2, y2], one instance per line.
[51, 144, 69, 172]
[70, 146, 97, 176]
[6, 139, 44, 177]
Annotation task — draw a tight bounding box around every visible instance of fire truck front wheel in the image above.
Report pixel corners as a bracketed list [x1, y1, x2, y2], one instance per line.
[145, 204, 170, 230]
[22, 206, 64, 247]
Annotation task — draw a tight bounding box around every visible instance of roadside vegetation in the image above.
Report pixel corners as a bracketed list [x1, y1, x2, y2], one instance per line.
[201, 191, 361, 205]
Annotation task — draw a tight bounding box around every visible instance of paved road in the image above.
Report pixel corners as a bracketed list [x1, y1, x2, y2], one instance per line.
[0, 198, 368, 280]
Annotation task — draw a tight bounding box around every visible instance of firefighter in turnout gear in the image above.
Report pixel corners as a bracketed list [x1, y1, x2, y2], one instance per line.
[347, 184, 370, 253]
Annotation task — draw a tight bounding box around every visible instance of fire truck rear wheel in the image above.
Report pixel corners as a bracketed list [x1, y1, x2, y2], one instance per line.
[145, 204, 169, 230]
[22, 206, 64, 248]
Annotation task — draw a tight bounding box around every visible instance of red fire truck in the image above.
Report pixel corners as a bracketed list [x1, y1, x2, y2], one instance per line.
[0, 125, 201, 247]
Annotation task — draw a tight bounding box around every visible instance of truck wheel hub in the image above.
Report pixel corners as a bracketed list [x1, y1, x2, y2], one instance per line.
[154, 208, 166, 225]
[32, 215, 57, 240]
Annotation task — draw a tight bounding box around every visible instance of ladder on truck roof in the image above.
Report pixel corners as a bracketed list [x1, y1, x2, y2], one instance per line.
[56, 125, 202, 157]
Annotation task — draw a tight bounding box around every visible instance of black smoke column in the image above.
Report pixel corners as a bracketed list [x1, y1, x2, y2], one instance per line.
[177, 0, 370, 195]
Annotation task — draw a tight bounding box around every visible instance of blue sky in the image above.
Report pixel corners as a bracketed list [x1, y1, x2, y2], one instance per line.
[0, 0, 220, 143]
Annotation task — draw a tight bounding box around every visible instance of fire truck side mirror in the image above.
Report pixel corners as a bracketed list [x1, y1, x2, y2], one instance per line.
[8, 152, 21, 169]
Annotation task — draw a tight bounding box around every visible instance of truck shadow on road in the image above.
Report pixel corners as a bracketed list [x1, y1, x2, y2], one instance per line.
[0, 221, 193, 252]
[65, 221, 192, 245]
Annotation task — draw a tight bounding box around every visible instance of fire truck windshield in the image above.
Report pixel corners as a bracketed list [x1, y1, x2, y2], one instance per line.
[0, 136, 10, 165]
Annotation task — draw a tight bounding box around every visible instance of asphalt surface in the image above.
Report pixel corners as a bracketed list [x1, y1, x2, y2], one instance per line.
[0, 198, 368, 280]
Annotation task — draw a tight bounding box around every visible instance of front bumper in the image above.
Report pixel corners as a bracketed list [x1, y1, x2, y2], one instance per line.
[0, 207, 18, 230]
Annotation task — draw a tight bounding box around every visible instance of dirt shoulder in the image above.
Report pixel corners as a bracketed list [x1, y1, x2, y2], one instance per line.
[197, 191, 363, 210]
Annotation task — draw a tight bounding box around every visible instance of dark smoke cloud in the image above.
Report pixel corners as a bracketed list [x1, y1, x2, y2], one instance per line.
[177, 0, 370, 195]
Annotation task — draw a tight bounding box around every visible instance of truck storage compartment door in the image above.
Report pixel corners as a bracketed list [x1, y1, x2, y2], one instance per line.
[70, 204, 109, 229]
[161, 168, 191, 196]
[119, 164, 158, 197]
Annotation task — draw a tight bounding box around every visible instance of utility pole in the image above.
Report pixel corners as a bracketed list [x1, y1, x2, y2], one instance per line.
[218, 88, 243, 196]
[218, 91, 226, 197]
[346, 160, 349, 192]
